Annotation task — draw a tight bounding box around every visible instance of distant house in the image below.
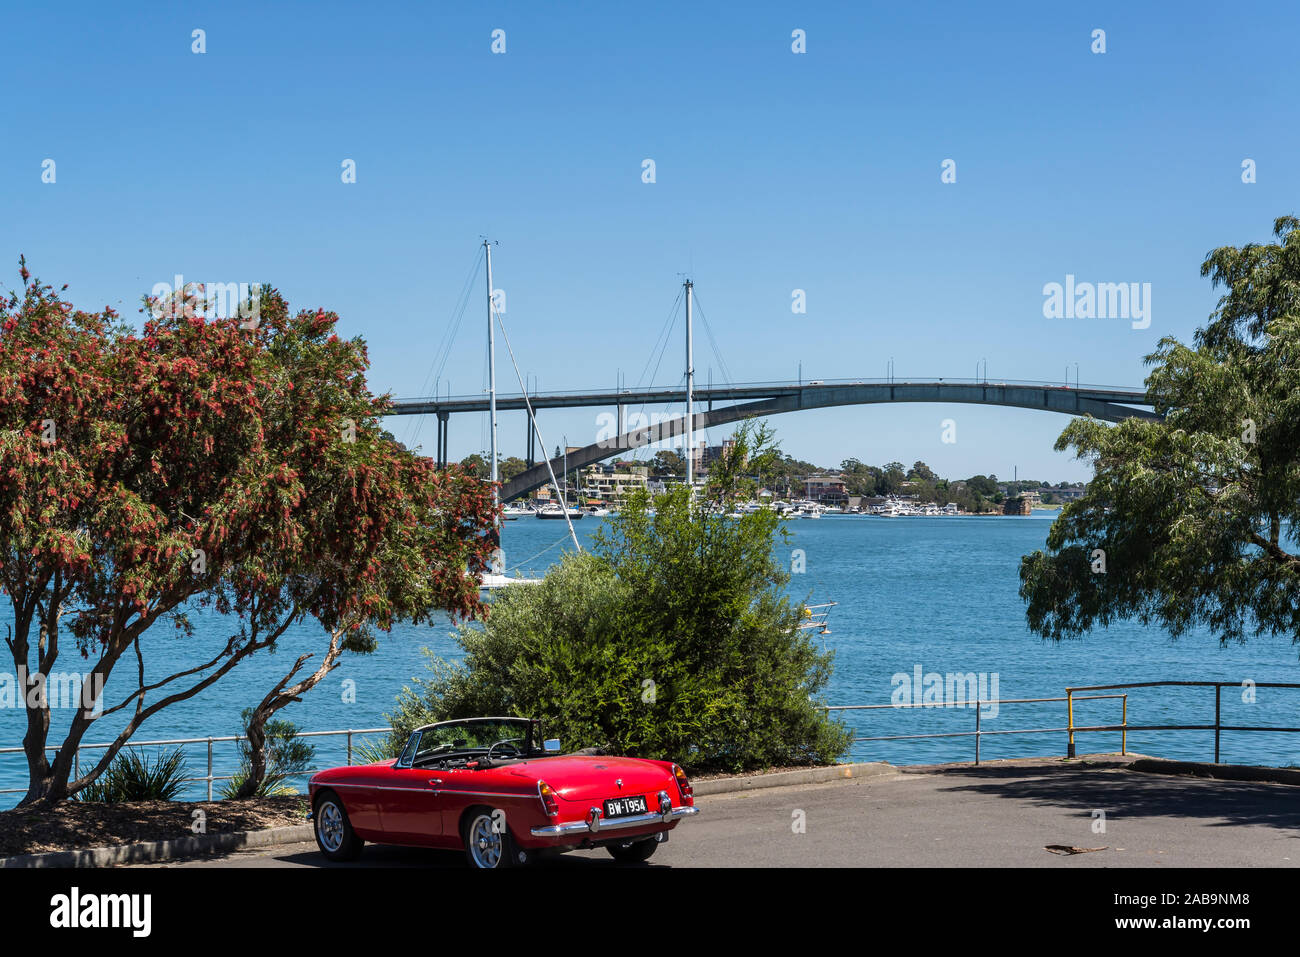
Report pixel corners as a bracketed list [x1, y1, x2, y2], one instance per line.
[582, 462, 649, 504]
[802, 475, 848, 505]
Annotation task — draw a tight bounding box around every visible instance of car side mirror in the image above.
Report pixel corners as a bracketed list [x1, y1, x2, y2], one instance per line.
[543, 738, 562, 754]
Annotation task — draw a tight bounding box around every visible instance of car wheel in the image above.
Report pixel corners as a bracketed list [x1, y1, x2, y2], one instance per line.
[314, 791, 364, 862]
[606, 837, 658, 863]
[462, 807, 529, 869]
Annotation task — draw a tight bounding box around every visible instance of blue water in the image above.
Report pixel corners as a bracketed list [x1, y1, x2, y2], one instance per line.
[4, 510, 1299, 804]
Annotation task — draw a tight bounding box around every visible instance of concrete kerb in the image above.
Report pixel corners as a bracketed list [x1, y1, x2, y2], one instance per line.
[692, 761, 896, 796]
[0, 823, 314, 869]
[0, 762, 895, 868]
[1129, 757, 1300, 787]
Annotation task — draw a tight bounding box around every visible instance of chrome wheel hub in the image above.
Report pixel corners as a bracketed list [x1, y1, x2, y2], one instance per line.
[469, 814, 503, 868]
[318, 802, 344, 852]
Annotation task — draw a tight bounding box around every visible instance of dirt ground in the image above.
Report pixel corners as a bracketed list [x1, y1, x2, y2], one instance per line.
[0, 795, 309, 857]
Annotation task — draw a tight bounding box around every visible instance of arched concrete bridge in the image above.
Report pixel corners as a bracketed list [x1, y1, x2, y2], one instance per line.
[388, 378, 1157, 503]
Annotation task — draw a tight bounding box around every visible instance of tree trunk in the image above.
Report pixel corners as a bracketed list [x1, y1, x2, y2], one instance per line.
[241, 709, 270, 798]
[233, 628, 345, 799]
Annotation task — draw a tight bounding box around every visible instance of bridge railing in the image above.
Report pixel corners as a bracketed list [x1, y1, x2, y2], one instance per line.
[395, 376, 1148, 406]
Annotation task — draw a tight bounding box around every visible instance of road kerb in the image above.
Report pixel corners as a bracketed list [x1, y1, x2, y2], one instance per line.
[0, 823, 314, 869]
[692, 762, 896, 796]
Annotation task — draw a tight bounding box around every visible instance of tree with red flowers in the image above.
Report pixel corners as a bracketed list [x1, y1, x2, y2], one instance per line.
[0, 262, 496, 806]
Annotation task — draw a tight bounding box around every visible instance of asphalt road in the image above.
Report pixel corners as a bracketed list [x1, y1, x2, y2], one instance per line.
[133, 758, 1300, 868]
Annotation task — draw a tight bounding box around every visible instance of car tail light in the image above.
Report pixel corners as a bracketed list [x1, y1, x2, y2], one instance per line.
[537, 780, 559, 817]
[673, 765, 693, 803]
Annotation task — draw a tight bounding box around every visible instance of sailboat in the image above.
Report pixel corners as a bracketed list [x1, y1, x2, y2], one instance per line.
[475, 240, 573, 595]
[478, 243, 543, 590]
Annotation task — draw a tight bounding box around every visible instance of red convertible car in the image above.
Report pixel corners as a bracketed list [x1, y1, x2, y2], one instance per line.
[308, 716, 698, 868]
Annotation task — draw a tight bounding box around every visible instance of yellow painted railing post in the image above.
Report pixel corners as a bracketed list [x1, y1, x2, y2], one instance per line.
[1067, 689, 1075, 758]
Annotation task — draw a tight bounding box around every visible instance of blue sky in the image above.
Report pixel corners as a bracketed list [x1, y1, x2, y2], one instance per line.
[2, 1, 1296, 482]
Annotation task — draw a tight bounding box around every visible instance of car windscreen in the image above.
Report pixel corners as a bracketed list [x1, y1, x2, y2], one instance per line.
[412, 720, 531, 763]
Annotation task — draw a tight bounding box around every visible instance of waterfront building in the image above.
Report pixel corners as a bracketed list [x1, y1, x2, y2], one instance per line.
[581, 461, 650, 505]
[689, 438, 738, 475]
[802, 475, 849, 506]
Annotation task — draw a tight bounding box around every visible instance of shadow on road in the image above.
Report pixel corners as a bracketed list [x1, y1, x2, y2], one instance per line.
[906, 762, 1300, 832]
[267, 843, 666, 868]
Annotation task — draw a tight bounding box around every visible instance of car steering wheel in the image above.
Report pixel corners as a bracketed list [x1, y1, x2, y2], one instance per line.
[486, 738, 525, 762]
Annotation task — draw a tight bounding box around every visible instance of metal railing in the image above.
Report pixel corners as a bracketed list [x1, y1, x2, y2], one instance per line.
[825, 681, 1300, 766]
[1065, 681, 1300, 763]
[823, 695, 1127, 766]
[397, 376, 1148, 406]
[0, 727, 391, 802]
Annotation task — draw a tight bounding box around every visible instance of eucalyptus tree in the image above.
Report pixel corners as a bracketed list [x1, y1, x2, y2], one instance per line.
[1021, 216, 1300, 645]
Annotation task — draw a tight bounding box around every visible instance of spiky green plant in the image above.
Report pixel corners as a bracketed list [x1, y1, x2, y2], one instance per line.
[77, 748, 190, 803]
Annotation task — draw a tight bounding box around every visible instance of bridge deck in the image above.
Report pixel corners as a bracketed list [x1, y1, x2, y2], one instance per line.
[388, 378, 1150, 416]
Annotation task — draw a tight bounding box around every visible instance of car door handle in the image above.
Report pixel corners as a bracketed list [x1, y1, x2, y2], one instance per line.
[428, 778, 443, 787]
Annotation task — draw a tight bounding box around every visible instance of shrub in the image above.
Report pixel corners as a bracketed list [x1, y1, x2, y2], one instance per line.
[220, 715, 314, 798]
[392, 484, 851, 773]
[350, 737, 401, 765]
[76, 748, 190, 803]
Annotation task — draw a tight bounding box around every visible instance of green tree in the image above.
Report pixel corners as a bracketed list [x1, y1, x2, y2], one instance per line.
[0, 266, 496, 805]
[1020, 216, 1300, 644]
[965, 474, 999, 498]
[703, 421, 780, 506]
[840, 459, 881, 497]
[224, 713, 315, 798]
[460, 452, 526, 484]
[651, 449, 684, 476]
[459, 452, 488, 479]
[880, 462, 907, 495]
[390, 483, 850, 773]
[499, 456, 528, 484]
[908, 461, 937, 482]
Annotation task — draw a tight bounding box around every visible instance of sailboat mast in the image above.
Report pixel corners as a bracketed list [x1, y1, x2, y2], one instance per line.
[685, 278, 694, 489]
[485, 240, 499, 519]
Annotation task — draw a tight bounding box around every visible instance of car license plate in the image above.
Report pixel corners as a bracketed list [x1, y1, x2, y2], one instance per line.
[603, 795, 647, 818]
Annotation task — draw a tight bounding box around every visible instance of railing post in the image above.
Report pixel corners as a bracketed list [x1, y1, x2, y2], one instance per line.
[1214, 684, 1221, 764]
[347, 730, 353, 766]
[74, 747, 79, 783]
[1066, 689, 1075, 758]
[1121, 695, 1127, 756]
[206, 737, 213, 801]
[974, 700, 981, 765]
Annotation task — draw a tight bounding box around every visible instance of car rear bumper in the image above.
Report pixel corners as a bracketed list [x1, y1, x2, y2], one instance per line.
[531, 803, 698, 837]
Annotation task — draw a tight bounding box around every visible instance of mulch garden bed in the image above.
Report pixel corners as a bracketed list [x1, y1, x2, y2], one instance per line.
[691, 763, 838, 781]
[0, 795, 309, 858]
